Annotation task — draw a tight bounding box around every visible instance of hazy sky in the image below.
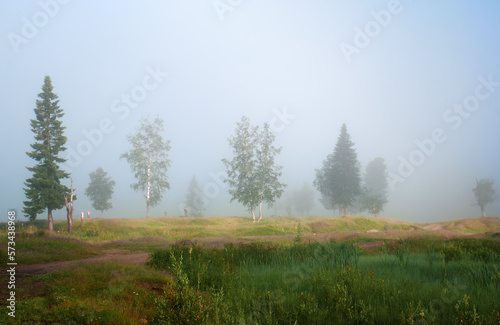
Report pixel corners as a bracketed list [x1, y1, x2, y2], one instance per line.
[1, 1, 499, 223]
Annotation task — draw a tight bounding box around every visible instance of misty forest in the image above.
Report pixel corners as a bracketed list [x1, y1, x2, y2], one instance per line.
[1, 1, 500, 324]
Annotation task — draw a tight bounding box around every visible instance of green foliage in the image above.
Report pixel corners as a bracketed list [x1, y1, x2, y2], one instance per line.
[85, 167, 115, 217]
[255, 122, 286, 215]
[23, 75, 70, 223]
[454, 295, 481, 324]
[222, 116, 286, 221]
[439, 238, 499, 262]
[314, 123, 362, 215]
[121, 116, 171, 217]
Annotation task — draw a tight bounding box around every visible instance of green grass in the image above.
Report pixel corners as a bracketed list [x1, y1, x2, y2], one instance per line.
[148, 240, 500, 324]
[0, 216, 499, 324]
[0, 231, 100, 265]
[3, 215, 497, 244]
[0, 262, 168, 325]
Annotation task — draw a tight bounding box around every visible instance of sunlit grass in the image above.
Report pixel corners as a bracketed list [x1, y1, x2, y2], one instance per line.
[0, 262, 168, 325]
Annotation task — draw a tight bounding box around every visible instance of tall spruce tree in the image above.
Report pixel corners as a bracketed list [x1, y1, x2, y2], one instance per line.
[23, 76, 70, 231]
[314, 124, 361, 216]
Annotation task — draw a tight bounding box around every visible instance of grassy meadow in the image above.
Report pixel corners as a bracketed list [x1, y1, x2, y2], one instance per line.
[0, 216, 499, 324]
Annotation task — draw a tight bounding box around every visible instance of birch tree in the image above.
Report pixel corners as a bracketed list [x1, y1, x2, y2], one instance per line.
[121, 116, 171, 218]
[255, 122, 285, 220]
[222, 116, 285, 222]
[64, 178, 75, 232]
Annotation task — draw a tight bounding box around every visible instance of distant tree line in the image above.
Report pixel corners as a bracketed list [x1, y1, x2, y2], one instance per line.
[22, 76, 498, 230]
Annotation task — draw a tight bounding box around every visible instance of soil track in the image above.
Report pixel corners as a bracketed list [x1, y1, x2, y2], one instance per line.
[16, 249, 149, 275]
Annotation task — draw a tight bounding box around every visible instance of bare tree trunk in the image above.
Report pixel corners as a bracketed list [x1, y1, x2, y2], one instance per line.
[258, 201, 263, 222]
[81, 211, 84, 225]
[64, 178, 74, 233]
[184, 208, 188, 217]
[481, 205, 486, 218]
[87, 210, 91, 219]
[251, 206, 256, 222]
[147, 204, 150, 218]
[48, 208, 54, 232]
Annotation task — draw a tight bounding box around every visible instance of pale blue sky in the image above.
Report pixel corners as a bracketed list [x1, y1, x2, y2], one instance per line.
[1, 1, 499, 222]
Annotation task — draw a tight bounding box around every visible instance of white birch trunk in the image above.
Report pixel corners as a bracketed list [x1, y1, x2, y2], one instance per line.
[147, 154, 151, 218]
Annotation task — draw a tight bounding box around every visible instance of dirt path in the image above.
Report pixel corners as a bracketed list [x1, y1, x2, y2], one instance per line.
[17, 249, 150, 275]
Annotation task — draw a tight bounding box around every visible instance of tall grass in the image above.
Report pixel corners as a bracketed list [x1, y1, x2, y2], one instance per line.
[148, 240, 500, 324]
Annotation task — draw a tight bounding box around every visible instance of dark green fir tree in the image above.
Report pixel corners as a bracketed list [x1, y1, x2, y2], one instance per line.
[23, 76, 70, 231]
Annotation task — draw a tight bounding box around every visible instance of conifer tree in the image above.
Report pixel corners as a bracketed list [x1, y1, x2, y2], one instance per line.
[23, 76, 70, 231]
[185, 176, 206, 216]
[314, 124, 361, 216]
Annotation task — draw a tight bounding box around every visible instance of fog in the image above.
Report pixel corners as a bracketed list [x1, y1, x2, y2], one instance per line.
[1, 1, 499, 223]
